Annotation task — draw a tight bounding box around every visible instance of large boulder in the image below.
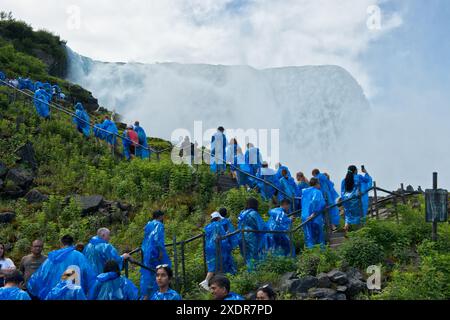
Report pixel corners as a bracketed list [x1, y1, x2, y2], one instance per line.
[288, 276, 319, 294]
[5, 168, 34, 189]
[317, 273, 332, 288]
[346, 277, 367, 298]
[0, 212, 16, 224]
[327, 270, 348, 285]
[25, 189, 49, 204]
[345, 267, 364, 281]
[15, 142, 38, 171]
[73, 195, 104, 215]
[308, 288, 338, 300]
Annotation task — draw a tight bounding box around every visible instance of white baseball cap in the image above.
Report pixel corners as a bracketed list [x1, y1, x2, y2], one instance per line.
[211, 212, 223, 220]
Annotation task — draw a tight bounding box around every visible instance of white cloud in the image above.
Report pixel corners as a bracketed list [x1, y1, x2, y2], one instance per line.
[2, 0, 402, 98]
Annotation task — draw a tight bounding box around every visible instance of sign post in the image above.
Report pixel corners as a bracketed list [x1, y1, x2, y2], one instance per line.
[425, 172, 448, 241]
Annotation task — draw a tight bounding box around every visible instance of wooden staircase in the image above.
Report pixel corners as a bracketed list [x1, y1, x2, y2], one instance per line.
[216, 174, 238, 193]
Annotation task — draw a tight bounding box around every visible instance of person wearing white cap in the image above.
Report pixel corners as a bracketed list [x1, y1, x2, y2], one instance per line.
[199, 212, 230, 291]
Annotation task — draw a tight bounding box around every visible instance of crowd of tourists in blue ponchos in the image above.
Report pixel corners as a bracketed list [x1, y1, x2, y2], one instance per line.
[0, 72, 373, 301]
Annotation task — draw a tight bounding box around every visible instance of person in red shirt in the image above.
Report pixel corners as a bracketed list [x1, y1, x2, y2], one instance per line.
[123, 125, 139, 160]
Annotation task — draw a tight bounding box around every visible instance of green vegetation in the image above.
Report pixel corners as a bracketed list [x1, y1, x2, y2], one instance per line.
[0, 14, 448, 300]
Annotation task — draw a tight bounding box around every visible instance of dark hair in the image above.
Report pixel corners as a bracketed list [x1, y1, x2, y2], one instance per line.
[257, 285, 277, 300]
[104, 260, 121, 276]
[156, 265, 173, 279]
[218, 127, 225, 132]
[209, 274, 230, 293]
[246, 198, 259, 211]
[312, 169, 320, 176]
[345, 165, 358, 192]
[5, 270, 24, 285]
[310, 177, 320, 187]
[280, 199, 291, 206]
[153, 210, 165, 220]
[0, 243, 5, 259]
[134, 121, 140, 126]
[219, 208, 228, 218]
[61, 235, 74, 246]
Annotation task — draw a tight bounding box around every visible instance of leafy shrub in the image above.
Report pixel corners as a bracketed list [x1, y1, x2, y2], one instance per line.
[338, 235, 384, 270]
[297, 246, 339, 276]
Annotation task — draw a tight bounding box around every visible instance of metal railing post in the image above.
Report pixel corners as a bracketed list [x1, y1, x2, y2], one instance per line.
[393, 195, 399, 224]
[241, 229, 247, 266]
[124, 259, 129, 278]
[358, 190, 364, 226]
[373, 182, 380, 220]
[202, 233, 207, 277]
[400, 183, 407, 205]
[173, 235, 179, 292]
[289, 230, 295, 258]
[180, 241, 186, 291]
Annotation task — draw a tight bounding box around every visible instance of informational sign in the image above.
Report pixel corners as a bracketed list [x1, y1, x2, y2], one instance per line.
[425, 189, 448, 223]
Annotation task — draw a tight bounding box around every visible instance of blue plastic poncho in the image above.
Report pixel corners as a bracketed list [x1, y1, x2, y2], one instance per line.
[89, 272, 138, 300]
[33, 88, 51, 118]
[73, 103, 91, 137]
[140, 220, 171, 297]
[340, 173, 373, 225]
[0, 71, 5, 82]
[122, 130, 133, 160]
[278, 176, 298, 202]
[359, 173, 373, 218]
[245, 147, 263, 176]
[134, 125, 150, 159]
[94, 119, 118, 145]
[83, 236, 123, 275]
[256, 168, 278, 201]
[237, 209, 266, 271]
[34, 81, 44, 91]
[316, 173, 340, 226]
[44, 281, 87, 300]
[266, 207, 293, 257]
[27, 246, 96, 300]
[224, 292, 244, 300]
[211, 132, 227, 173]
[150, 288, 182, 301]
[219, 218, 238, 275]
[0, 287, 31, 300]
[226, 144, 241, 172]
[43, 82, 53, 97]
[205, 220, 232, 273]
[275, 165, 292, 181]
[297, 181, 309, 194]
[301, 187, 326, 249]
[236, 154, 255, 187]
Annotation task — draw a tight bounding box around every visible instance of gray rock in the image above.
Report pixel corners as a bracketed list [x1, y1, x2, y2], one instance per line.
[25, 189, 49, 203]
[327, 270, 348, 285]
[308, 288, 338, 300]
[73, 195, 104, 215]
[290, 276, 319, 294]
[0, 162, 7, 178]
[295, 293, 309, 300]
[346, 277, 366, 298]
[336, 286, 347, 293]
[345, 267, 364, 281]
[16, 142, 38, 171]
[0, 212, 16, 224]
[5, 168, 34, 189]
[280, 272, 298, 284]
[317, 273, 332, 288]
[335, 293, 347, 300]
